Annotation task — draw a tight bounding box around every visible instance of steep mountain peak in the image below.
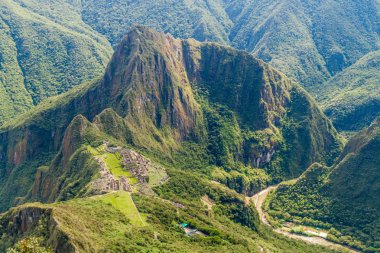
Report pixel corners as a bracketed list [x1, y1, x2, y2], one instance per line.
[104, 26, 204, 142]
[0, 27, 342, 213]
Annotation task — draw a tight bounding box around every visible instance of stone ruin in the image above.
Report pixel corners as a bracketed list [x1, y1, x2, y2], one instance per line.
[104, 143, 150, 183]
[91, 143, 152, 194]
[119, 148, 150, 184]
[91, 157, 132, 193]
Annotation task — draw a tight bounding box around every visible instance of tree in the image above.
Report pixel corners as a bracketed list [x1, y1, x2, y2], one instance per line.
[6, 237, 53, 253]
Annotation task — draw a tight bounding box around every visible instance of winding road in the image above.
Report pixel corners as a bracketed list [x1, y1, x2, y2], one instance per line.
[249, 186, 360, 253]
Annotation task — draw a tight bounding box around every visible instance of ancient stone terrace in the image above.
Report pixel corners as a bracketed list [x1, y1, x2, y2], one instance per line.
[119, 149, 150, 184]
[92, 157, 132, 193]
[104, 143, 150, 184]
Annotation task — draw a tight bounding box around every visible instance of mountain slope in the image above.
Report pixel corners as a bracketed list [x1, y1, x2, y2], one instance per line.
[0, 27, 342, 212]
[268, 117, 380, 251]
[79, 0, 232, 46]
[0, 174, 340, 253]
[1, 0, 378, 132]
[0, 0, 113, 125]
[228, 0, 379, 88]
[77, 0, 379, 91]
[75, 0, 380, 133]
[317, 51, 380, 132]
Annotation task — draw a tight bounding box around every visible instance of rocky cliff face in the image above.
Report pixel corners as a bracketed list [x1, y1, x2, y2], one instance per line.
[0, 26, 342, 211]
[0, 204, 76, 253]
[26, 115, 101, 203]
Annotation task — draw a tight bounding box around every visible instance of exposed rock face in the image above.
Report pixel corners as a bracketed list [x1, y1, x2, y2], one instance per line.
[256, 148, 276, 168]
[183, 41, 292, 130]
[103, 27, 205, 142]
[0, 205, 76, 253]
[26, 115, 102, 204]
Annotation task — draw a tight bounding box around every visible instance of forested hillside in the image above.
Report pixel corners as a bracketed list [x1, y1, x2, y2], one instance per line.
[0, 27, 342, 212]
[0, 0, 112, 125]
[318, 51, 380, 132]
[268, 117, 380, 251]
[0, 1, 378, 251]
[77, 0, 380, 131]
[1, 0, 378, 132]
[78, 0, 379, 91]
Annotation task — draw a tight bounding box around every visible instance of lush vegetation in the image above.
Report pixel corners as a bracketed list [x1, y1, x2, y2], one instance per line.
[0, 0, 378, 133]
[267, 118, 380, 252]
[318, 51, 380, 132]
[0, 169, 340, 253]
[0, 27, 343, 212]
[77, 0, 379, 91]
[98, 192, 146, 226]
[0, 0, 112, 125]
[0, 26, 364, 253]
[6, 237, 53, 253]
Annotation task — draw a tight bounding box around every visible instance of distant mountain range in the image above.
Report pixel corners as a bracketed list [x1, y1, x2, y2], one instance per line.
[0, 0, 378, 132]
[0, 1, 379, 252]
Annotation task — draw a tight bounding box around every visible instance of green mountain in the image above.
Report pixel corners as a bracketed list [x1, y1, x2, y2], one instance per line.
[0, 0, 113, 125]
[229, 0, 379, 90]
[79, 0, 232, 46]
[77, 0, 379, 91]
[74, 0, 380, 132]
[1, 0, 378, 132]
[267, 117, 380, 251]
[0, 27, 343, 251]
[317, 51, 380, 132]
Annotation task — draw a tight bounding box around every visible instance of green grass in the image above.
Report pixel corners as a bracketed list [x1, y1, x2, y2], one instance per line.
[0, 27, 343, 213]
[98, 192, 146, 226]
[1, 190, 341, 253]
[0, 25, 355, 252]
[100, 152, 138, 184]
[102, 153, 128, 178]
[86, 146, 100, 156]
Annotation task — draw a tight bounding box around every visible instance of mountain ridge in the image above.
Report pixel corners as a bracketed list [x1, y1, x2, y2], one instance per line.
[0, 26, 342, 212]
[318, 51, 380, 132]
[1, 0, 378, 133]
[78, 0, 379, 91]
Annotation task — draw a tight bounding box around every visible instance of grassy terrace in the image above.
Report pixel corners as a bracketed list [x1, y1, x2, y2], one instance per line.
[88, 145, 138, 184]
[98, 192, 146, 226]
